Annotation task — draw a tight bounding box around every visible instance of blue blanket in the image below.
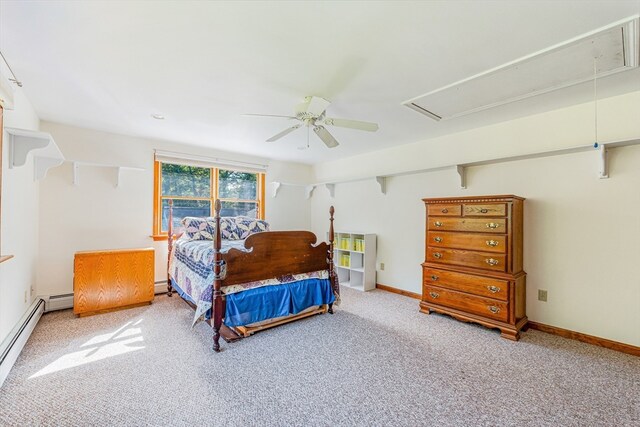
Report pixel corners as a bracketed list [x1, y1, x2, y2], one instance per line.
[171, 278, 334, 327]
[225, 278, 334, 327]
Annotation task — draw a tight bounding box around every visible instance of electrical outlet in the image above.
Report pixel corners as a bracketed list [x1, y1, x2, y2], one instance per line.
[380, 262, 385, 271]
[538, 289, 548, 302]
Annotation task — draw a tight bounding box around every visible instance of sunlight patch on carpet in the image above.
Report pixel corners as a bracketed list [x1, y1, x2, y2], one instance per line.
[29, 321, 145, 379]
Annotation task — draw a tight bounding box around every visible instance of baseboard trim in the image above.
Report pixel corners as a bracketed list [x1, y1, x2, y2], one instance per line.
[154, 281, 168, 295]
[376, 283, 421, 300]
[375, 283, 638, 357]
[527, 321, 639, 357]
[0, 298, 45, 387]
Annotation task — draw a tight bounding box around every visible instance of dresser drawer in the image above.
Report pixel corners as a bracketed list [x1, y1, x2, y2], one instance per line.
[423, 285, 509, 322]
[427, 231, 506, 253]
[463, 203, 506, 217]
[427, 247, 506, 272]
[427, 204, 462, 216]
[427, 217, 506, 233]
[423, 267, 508, 300]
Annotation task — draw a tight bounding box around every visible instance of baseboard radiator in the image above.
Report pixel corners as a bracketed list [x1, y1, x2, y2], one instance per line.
[42, 282, 169, 313]
[44, 293, 74, 312]
[154, 280, 168, 295]
[0, 298, 45, 387]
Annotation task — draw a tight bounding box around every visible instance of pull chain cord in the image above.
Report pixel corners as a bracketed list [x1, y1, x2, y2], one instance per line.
[593, 57, 598, 147]
[298, 124, 311, 150]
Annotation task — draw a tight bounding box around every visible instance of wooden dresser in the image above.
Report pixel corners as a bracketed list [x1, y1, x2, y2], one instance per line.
[74, 248, 155, 316]
[420, 195, 527, 340]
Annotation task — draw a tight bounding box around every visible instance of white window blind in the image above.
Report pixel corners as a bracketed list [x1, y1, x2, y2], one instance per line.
[154, 150, 268, 174]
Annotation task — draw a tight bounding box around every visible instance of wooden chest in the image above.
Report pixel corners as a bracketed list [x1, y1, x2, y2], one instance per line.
[420, 195, 527, 340]
[74, 248, 155, 316]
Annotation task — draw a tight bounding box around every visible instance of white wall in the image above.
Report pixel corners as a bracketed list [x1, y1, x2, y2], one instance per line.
[37, 122, 313, 297]
[310, 90, 640, 347]
[0, 89, 41, 343]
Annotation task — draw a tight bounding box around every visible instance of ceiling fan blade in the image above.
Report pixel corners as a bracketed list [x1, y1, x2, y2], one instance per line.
[266, 124, 302, 142]
[306, 96, 331, 116]
[324, 118, 379, 132]
[243, 113, 298, 119]
[313, 126, 339, 148]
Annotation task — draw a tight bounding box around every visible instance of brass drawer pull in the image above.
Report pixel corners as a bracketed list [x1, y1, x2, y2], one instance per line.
[486, 222, 500, 229]
[441, 208, 448, 213]
[488, 305, 500, 314]
[434, 237, 443, 243]
[486, 240, 499, 247]
[434, 221, 443, 227]
[485, 258, 499, 266]
[480, 208, 489, 213]
[433, 252, 443, 259]
[429, 292, 439, 299]
[431, 275, 439, 281]
[487, 285, 501, 293]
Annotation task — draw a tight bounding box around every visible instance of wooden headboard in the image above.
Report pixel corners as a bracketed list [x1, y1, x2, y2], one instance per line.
[221, 231, 329, 286]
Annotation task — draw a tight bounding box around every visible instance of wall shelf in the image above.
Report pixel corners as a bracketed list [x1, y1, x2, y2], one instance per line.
[270, 181, 319, 199]
[70, 161, 145, 187]
[272, 137, 640, 198]
[0, 254, 15, 264]
[5, 127, 65, 181]
[375, 138, 639, 189]
[271, 178, 384, 199]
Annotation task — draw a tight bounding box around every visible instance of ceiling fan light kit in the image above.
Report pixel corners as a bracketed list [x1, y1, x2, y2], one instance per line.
[247, 95, 379, 148]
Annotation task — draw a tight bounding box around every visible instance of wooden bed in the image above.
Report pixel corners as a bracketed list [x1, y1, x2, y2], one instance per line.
[167, 199, 338, 352]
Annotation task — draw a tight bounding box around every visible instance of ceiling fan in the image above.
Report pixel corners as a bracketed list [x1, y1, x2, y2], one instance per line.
[244, 96, 379, 149]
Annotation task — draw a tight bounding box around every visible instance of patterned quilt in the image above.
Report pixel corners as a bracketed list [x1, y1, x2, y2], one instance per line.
[169, 236, 330, 325]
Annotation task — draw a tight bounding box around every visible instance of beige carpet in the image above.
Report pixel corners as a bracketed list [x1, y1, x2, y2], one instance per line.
[1, 287, 638, 426]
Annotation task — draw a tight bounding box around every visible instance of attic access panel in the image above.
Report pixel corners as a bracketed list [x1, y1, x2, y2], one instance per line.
[404, 16, 639, 121]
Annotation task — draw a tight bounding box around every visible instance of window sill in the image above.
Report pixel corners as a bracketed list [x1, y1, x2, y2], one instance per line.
[0, 254, 15, 264]
[150, 235, 168, 241]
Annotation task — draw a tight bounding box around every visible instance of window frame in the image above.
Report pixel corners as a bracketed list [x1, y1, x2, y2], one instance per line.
[152, 160, 265, 240]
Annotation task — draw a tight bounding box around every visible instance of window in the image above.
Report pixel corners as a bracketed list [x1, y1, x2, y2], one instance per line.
[153, 161, 265, 239]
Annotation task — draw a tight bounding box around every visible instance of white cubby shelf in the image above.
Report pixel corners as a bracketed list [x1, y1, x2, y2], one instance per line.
[332, 232, 376, 291]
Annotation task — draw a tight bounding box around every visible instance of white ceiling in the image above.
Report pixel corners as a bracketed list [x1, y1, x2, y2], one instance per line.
[1, 1, 639, 164]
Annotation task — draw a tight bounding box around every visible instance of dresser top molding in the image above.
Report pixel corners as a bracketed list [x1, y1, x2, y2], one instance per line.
[422, 194, 525, 204]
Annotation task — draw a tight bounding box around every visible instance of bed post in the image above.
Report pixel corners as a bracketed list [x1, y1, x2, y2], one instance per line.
[328, 205, 337, 314]
[212, 199, 224, 352]
[167, 199, 174, 297]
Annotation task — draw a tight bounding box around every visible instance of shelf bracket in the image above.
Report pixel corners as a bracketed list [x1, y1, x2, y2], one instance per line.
[375, 176, 387, 194]
[270, 181, 282, 198]
[325, 183, 335, 198]
[9, 134, 49, 168]
[116, 167, 123, 188]
[73, 162, 80, 185]
[597, 143, 609, 179]
[6, 128, 65, 181]
[305, 185, 316, 199]
[35, 156, 64, 181]
[456, 165, 467, 189]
